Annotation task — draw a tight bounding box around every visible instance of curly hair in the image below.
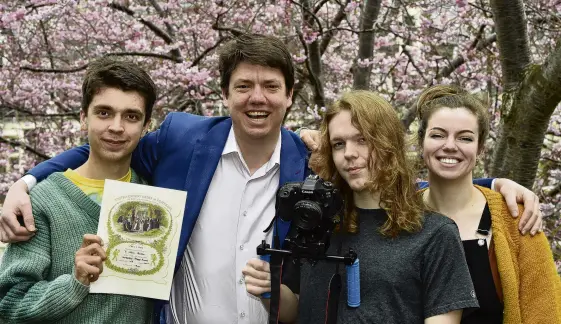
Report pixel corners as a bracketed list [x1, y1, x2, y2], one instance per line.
[310, 90, 424, 237]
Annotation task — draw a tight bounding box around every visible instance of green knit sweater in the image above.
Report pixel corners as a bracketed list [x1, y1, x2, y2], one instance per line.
[0, 172, 154, 324]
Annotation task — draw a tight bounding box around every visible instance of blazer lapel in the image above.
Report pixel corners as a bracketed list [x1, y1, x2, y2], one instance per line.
[175, 118, 232, 270]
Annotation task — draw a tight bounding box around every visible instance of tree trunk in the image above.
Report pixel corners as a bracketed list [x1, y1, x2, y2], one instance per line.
[490, 51, 561, 187]
[352, 0, 382, 90]
[489, 1, 561, 187]
[489, 0, 531, 90]
[301, 0, 326, 109]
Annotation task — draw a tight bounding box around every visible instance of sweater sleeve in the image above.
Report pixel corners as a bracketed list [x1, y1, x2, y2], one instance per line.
[0, 203, 89, 323]
[516, 205, 561, 324]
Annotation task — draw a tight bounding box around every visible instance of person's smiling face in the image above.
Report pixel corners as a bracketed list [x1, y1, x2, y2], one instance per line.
[422, 107, 480, 181]
[223, 62, 292, 144]
[81, 87, 148, 164]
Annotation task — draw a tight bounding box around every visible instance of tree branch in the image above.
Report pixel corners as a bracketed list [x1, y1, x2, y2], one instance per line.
[1, 103, 78, 117]
[320, 0, 349, 55]
[402, 48, 428, 83]
[107, 51, 182, 62]
[288, 0, 324, 34]
[25, 2, 56, 11]
[301, 0, 325, 108]
[109, 2, 174, 44]
[313, 0, 330, 13]
[352, 0, 382, 90]
[147, 0, 176, 37]
[20, 64, 88, 73]
[0, 136, 50, 160]
[401, 34, 497, 129]
[437, 34, 497, 78]
[489, 0, 531, 89]
[107, 0, 181, 61]
[211, 24, 244, 37]
[190, 37, 226, 67]
[20, 51, 183, 72]
[469, 2, 493, 17]
[39, 20, 55, 68]
[296, 29, 325, 109]
[146, 0, 180, 59]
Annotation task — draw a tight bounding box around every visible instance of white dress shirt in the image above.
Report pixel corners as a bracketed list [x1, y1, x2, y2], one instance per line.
[166, 126, 282, 324]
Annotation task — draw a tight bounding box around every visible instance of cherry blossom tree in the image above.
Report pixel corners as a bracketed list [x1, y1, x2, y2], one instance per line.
[0, 0, 559, 270]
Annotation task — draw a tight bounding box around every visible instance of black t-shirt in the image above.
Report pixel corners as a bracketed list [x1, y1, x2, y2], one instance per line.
[290, 208, 479, 324]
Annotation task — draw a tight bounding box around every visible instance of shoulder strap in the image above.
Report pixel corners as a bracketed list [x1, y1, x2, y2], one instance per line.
[476, 203, 492, 234]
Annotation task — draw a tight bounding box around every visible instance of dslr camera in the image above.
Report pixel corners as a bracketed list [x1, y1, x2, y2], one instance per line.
[276, 174, 343, 258]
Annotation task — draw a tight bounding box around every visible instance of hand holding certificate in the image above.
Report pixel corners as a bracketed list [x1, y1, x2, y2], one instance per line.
[90, 180, 187, 300]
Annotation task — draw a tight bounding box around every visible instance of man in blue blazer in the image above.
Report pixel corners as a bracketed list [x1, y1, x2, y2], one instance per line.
[1, 33, 310, 324]
[0, 33, 542, 324]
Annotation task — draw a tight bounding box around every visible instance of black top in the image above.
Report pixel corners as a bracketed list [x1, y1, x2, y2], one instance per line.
[290, 208, 479, 324]
[461, 203, 504, 324]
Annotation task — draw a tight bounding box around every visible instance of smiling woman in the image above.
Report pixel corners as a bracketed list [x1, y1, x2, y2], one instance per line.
[422, 107, 480, 181]
[416, 84, 561, 324]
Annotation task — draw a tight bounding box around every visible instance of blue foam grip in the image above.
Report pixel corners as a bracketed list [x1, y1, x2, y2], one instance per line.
[260, 254, 271, 299]
[346, 258, 360, 307]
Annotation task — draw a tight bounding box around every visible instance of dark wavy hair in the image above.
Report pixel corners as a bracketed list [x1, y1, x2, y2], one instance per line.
[310, 90, 424, 237]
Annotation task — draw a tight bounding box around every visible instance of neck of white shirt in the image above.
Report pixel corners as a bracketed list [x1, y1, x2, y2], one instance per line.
[233, 129, 281, 176]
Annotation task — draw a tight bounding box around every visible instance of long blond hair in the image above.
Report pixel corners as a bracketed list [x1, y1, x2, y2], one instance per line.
[310, 90, 424, 237]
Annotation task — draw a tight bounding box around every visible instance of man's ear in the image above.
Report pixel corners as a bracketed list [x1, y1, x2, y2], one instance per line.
[80, 110, 87, 131]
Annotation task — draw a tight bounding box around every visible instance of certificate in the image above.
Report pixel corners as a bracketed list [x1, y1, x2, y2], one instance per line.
[90, 180, 187, 300]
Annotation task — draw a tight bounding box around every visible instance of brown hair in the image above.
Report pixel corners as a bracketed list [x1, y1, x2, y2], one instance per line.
[82, 57, 157, 125]
[310, 90, 424, 237]
[416, 84, 490, 152]
[218, 33, 295, 97]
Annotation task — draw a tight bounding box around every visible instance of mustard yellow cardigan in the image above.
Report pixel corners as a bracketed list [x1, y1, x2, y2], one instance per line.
[476, 185, 561, 323]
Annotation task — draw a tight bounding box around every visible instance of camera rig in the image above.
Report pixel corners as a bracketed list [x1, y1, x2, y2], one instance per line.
[257, 175, 357, 324]
[256, 241, 357, 266]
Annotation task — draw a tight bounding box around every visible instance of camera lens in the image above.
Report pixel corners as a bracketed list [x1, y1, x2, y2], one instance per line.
[294, 200, 322, 231]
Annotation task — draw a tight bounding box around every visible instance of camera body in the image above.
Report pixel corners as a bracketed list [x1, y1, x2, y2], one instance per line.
[276, 174, 343, 257]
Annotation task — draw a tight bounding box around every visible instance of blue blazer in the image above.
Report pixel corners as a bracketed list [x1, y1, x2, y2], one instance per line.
[28, 112, 311, 323]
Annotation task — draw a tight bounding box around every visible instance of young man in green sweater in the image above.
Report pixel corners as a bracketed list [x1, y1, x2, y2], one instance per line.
[0, 57, 156, 324]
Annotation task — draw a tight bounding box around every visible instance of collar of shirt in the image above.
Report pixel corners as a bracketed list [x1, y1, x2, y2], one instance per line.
[221, 126, 282, 175]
